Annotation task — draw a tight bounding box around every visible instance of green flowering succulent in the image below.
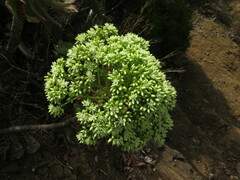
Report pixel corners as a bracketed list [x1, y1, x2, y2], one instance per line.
[45, 23, 176, 151]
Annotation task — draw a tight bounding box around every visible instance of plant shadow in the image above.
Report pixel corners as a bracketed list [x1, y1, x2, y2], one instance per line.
[167, 55, 240, 179]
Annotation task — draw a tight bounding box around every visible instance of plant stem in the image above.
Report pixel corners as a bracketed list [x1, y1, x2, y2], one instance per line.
[5, 16, 24, 61]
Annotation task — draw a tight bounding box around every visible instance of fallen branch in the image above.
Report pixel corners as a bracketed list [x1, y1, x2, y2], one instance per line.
[0, 117, 77, 135]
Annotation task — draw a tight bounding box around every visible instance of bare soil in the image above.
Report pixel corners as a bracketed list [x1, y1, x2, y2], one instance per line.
[168, 12, 240, 179]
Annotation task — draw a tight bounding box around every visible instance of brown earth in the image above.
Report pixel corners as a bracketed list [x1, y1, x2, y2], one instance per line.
[1, 2, 240, 180]
[168, 12, 240, 179]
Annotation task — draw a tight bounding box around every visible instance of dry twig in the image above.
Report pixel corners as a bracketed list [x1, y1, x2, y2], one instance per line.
[5, 16, 24, 60]
[0, 117, 77, 135]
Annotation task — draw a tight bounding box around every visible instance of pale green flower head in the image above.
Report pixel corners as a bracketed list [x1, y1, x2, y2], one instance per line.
[44, 23, 176, 151]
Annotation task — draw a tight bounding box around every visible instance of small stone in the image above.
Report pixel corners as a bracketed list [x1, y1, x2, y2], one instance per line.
[24, 135, 40, 154]
[11, 141, 24, 160]
[95, 156, 98, 162]
[144, 156, 153, 164]
[236, 162, 240, 175]
[225, 169, 231, 176]
[230, 175, 239, 180]
[208, 173, 214, 179]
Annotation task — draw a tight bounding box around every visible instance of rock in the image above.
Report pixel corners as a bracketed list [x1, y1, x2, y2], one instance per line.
[24, 135, 40, 154]
[144, 156, 153, 164]
[236, 162, 240, 175]
[10, 138, 24, 160]
[224, 168, 231, 176]
[230, 175, 239, 180]
[208, 173, 215, 179]
[154, 145, 203, 180]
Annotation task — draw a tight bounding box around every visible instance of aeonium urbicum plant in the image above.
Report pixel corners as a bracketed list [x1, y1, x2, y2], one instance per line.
[44, 23, 176, 151]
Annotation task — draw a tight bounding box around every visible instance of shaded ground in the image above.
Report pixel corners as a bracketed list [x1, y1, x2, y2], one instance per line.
[167, 11, 240, 179]
[1, 1, 240, 180]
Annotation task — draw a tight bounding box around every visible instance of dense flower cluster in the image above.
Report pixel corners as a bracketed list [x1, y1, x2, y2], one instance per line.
[45, 23, 176, 151]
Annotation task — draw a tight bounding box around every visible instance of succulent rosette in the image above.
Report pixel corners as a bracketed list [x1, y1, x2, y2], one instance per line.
[45, 23, 176, 151]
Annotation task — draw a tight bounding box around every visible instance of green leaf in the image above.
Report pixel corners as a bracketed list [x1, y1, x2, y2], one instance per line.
[5, 0, 78, 26]
[5, 0, 22, 18]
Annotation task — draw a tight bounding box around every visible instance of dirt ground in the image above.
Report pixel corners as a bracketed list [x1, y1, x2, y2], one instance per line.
[168, 11, 240, 179]
[0, 1, 240, 180]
